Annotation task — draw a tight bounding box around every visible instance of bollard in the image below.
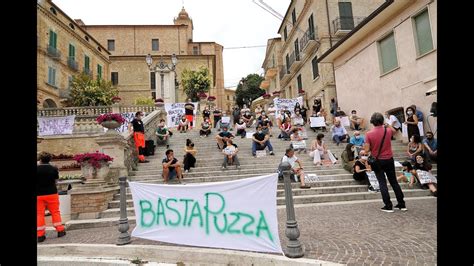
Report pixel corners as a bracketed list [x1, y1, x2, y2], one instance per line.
[117, 176, 131, 245]
[280, 161, 304, 258]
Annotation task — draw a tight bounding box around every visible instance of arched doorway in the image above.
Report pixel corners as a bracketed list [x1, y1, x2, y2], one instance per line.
[43, 99, 58, 108]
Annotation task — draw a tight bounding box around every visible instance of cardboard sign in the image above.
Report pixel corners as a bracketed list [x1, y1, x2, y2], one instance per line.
[221, 116, 231, 124]
[394, 161, 403, 167]
[339, 116, 350, 127]
[291, 140, 306, 150]
[256, 150, 266, 158]
[366, 171, 380, 191]
[310, 117, 326, 128]
[304, 174, 319, 183]
[37, 115, 76, 136]
[416, 170, 437, 185]
[246, 132, 255, 138]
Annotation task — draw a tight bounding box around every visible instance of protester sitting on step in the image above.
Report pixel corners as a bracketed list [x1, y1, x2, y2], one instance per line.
[232, 106, 241, 127]
[222, 139, 241, 170]
[353, 150, 377, 192]
[215, 125, 234, 150]
[199, 118, 212, 137]
[240, 104, 250, 116]
[291, 110, 305, 127]
[411, 155, 437, 197]
[252, 124, 275, 157]
[162, 149, 184, 184]
[404, 106, 420, 142]
[155, 119, 170, 149]
[202, 106, 211, 122]
[183, 139, 197, 173]
[235, 118, 247, 138]
[177, 116, 189, 133]
[219, 111, 231, 131]
[331, 120, 349, 146]
[242, 111, 254, 128]
[349, 130, 365, 157]
[423, 131, 437, 162]
[260, 114, 272, 136]
[349, 110, 366, 130]
[281, 148, 311, 189]
[407, 134, 423, 163]
[37, 152, 66, 243]
[254, 104, 263, 121]
[309, 133, 337, 166]
[341, 143, 356, 173]
[290, 128, 306, 154]
[397, 161, 416, 188]
[279, 118, 292, 140]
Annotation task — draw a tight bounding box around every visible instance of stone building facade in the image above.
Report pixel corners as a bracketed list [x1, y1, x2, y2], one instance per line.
[37, 0, 110, 108]
[83, 8, 226, 108]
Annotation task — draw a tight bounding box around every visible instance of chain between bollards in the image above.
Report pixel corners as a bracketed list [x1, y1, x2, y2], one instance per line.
[280, 161, 304, 258]
[117, 176, 131, 245]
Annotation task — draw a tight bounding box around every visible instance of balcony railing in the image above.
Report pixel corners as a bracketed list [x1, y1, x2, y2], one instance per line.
[332, 16, 366, 35]
[47, 45, 61, 59]
[288, 51, 297, 69]
[300, 27, 317, 52]
[67, 57, 78, 71]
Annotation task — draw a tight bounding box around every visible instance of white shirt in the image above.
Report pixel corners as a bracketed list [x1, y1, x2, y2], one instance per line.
[282, 155, 298, 168]
[291, 114, 304, 125]
[385, 115, 401, 129]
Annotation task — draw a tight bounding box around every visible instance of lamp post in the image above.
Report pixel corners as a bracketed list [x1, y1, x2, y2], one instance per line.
[145, 53, 178, 103]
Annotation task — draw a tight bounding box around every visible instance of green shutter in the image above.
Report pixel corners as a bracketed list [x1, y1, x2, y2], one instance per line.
[52, 68, 56, 86]
[84, 56, 90, 71]
[414, 10, 434, 55]
[338, 2, 354, 30]
[379, 33, 398, 74]
[49, 30, 57, 48]
[48, 67, 52, 84]
[69, 44, 75, 59]
[97, 65, 102, 79]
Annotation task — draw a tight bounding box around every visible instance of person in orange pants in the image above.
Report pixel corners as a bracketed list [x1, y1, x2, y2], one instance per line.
[184, 101, 195, 129]
[129, 111, 149, 163]
[37, 152, 66, 242]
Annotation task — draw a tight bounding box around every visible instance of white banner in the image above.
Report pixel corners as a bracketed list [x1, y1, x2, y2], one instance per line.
[37, 115, 75, 136]
[402, 122, 424, 137]
[129, 174, 283, 254]
[273, 97, 303, 115]
[165, 102, 199, 128]
[416, 170, 437, 185]
[310, 117, 326, 127]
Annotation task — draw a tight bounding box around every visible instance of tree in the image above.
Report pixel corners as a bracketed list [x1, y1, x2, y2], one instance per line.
[235, 74, 265, 107]
[134, 97, 154, 106]
[69, 73, 118, 106]
[181, 67, 212, 102]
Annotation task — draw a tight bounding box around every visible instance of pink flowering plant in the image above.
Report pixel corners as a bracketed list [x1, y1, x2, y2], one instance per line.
[111, 96, 122, 103]
[207, 96, 216, 101]
[96, 113, 126, 124]
[73, 151, 113, 169]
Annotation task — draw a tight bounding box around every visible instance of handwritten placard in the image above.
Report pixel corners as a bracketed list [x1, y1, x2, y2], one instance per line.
[304, 174, 319, 183]
[416, 170, 437, 185]
[273, 96, 303, 115]
[310, 117, 326, 127]
[256, 150, 266, 158]
[291, 140, 306, 150]
[402, 122, 424, 137]
[339, 116, 350, 127]
[38, 115, 76, 136]
[221, 116, 231, 124]
[366, 171, 380, 191]
[165, 102, 198, 128]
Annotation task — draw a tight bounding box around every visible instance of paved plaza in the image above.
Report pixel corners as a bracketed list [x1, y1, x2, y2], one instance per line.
[40, 197, 437, 265]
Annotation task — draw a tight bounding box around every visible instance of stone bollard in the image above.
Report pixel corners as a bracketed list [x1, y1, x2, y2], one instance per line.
[117, 176, 131, 245]
[279, 162, 304, 258]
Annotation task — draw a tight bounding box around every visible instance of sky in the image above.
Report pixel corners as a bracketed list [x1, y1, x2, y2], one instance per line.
[53, 0, 291, 88]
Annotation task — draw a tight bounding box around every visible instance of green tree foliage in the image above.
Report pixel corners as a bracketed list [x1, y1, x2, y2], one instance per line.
[235, 74, 265, 107]
[69, 73, 118, 106]
[181, 67, 212, 102]
[134, 97, 155, 106]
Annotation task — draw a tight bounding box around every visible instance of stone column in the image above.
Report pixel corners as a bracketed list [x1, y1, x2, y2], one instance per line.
[95, 133, 128, 185]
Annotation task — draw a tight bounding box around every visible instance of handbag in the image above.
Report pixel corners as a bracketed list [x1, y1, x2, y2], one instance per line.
[367, 127, 387, 172]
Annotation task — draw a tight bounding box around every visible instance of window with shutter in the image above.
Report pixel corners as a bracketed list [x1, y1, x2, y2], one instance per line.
[378, 32, 399, 74]
[413, 9, 434, 56]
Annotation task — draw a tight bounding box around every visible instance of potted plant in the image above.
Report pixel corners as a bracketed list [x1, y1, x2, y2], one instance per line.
[96, 113, 126, 133]
[198, 92, 208, 101]
[272, 90, 281, 97]
[207, 95, 216, 102]
[154, 98, 164, 107]
[111, 96, 122, 104]
[262, 93, 271, 99]
[73, 151, 113, 180]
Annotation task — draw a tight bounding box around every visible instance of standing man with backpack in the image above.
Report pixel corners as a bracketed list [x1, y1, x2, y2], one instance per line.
[364, 112, 406, 212]
[129, 111, 149, 163]
[184, 100, 195, 129]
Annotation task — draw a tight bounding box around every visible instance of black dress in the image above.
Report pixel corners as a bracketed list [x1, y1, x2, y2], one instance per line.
[406, 115, 420, 141]
[352, 160, 368, 181]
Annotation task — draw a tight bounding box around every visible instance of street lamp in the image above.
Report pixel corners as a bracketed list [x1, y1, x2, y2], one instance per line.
[145, 53, 178, 102]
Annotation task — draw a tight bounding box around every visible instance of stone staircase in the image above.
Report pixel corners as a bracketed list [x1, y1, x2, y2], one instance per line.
[66, 125, 436, 230]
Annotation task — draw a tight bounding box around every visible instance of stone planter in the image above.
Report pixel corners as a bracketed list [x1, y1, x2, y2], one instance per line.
[80, 161, 110, 181]
[101, 120, 121, 135]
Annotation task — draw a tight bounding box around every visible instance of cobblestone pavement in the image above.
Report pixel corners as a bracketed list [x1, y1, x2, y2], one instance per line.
[39, 198, 437, 265]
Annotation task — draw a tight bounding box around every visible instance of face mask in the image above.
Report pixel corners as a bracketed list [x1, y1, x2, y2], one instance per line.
[262, 112, 266, 116]
[361, 156, 368, 160]
[258, 130, 263, 134]
[355, 136, 360, 139]
[246, 112, 250, 115]
[239, 120, 243, 123]
[416, 159, 423, 164]
[296, 112, 300, 114]
[407, 111, 413, 115]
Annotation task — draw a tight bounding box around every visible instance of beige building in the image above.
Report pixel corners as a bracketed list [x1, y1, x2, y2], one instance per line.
[260, 38, 282, 98]
[82, 8, 225, 108]
[319, 0, 437, 133]
[223, 87, 237, 113]
[37, 0, 111, 108]
[262, 0, 384, 112]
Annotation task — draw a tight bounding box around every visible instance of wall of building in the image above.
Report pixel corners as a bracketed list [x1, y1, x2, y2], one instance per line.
[37, 135, 101, 155]
[333, 0, 436, 131]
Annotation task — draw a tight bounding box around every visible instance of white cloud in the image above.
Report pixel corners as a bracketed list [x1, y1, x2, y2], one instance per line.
[52, 0, 290, 88]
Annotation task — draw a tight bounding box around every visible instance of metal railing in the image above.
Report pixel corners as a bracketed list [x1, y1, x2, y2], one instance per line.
[67, 57, 78, 71]
[332, 16, 366, 33]
[299, 27, 317, 52]
[288, 51, 296, 69]
[279, 65, 289, 81]
[47, 45, 61, 59]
